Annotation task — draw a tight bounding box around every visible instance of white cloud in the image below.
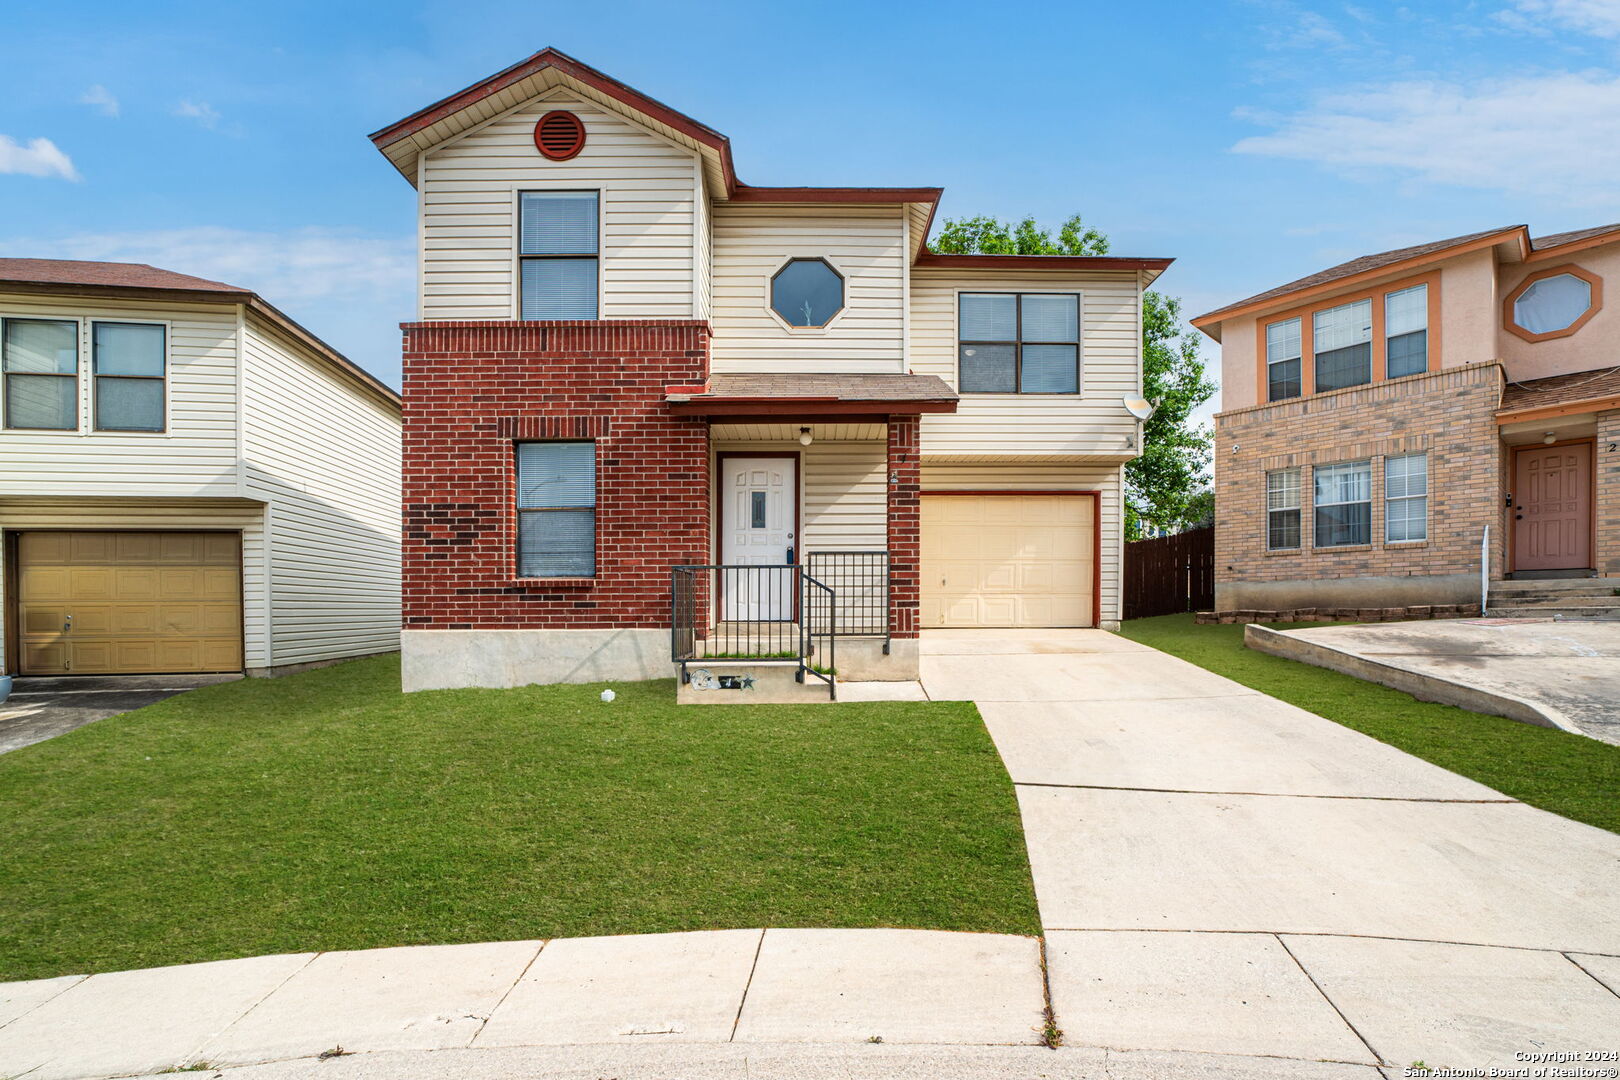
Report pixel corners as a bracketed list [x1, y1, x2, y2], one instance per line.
[173, 100, 222, 129]
[1231, 72, 1620, 204]
[1501, 0, 1620, 37]
[79, 85, 119, 118]
[0, 135, 80, 181]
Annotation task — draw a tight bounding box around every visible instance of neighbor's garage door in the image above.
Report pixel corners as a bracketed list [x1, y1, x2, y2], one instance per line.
[921, 495, 1095, 628]
[18, 532, 242, 675]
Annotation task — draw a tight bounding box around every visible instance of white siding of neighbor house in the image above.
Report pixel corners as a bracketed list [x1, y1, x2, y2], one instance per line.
[0, 292, 241, 497]
[0, 500, 269, 672]
[709, 204, 907, 373]
[240, 317, 401, 668]
[418, 90, 701, 321]
[910, 269, 1144, 458]
[921, 462, 1128, 625]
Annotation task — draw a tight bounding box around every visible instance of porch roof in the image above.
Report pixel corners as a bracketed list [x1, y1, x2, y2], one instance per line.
[1497, 365, 1620, 424]
[665, 373, 959, 416]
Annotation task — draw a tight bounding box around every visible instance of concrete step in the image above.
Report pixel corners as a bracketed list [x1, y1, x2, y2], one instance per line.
[1485, 604, 1620, 619]
[1489, 595, 1620, 609]
[1492, 577, 1615, 594]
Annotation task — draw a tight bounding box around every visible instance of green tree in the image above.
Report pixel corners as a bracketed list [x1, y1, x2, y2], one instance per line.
[929, 213, 1215, 539]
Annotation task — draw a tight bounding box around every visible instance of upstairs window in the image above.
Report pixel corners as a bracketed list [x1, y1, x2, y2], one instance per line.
[1513, 273, 1592, 335]
[2, 317, 78, 430]
[1266, 317, 1302, 402]
[1313, 299, 1372, 393]
[93, 321, 165, 432]
[1385, 285, 1428, 378]
[516, 441, 596, 577]
[1266, 467, 1301, 550]
[1314, 460, 1372, 547]
[958, 292, 1080, 394]
[519, 190, 598, 320]
[770, 258, 844, 327]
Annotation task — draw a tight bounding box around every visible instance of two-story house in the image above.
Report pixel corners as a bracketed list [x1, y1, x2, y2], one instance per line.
[375, 49, 1171, 693]
[1194, 223, 1620, 617]
[0, 259, 401, 677]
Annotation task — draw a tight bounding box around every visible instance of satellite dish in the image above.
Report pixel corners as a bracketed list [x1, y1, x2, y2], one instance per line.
[1123, 397, 1157, 421]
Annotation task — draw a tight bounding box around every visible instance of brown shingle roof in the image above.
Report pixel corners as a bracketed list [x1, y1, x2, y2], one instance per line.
[1499, 366, 1620, 415]
[667, 373, 958, 414]
[1531, 223, 1620, 250]
[1194, 226, 1521, 327]
[0, 258, 246, 294]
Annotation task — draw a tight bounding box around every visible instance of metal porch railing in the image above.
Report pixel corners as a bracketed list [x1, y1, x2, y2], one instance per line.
[671, 563, 847, 698]
[804, 550, 891, 654]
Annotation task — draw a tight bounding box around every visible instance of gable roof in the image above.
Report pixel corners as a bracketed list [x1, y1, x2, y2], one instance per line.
[0, 258, 398, 408]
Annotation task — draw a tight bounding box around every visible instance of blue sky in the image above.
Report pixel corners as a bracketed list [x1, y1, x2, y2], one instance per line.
[3, 0, 1618, 407]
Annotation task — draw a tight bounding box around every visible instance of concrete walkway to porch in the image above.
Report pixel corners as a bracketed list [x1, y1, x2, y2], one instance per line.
[921, 628, 1620, 1071]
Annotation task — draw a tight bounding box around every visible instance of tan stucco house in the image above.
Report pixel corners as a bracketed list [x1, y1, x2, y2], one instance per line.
[1194, 223, 1620, 617]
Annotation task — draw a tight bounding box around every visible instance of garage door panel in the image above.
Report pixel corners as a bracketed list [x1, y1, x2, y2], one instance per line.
[17, 531, 242, 675]
[922, 495, 1095, 629]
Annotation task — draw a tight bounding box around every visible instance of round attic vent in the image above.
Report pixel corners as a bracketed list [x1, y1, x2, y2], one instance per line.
[533, 110, 586, 161]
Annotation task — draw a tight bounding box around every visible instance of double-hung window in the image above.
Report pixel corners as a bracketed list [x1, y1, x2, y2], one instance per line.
[93, 321, 165, 431]
[1266, 468, 1301, 550]
[1266, 317, 1302, 402]
[1385, 285, 1427, 378]
[1313, 460, 1372, 547]
[519, 190, 599, 320]
[1384, 453, 1428, 542]
[2, 318, 79, 430]
[1313, 299, 1372, 392]
[516, 441, 596, 577]
[958, 293, 1080, 394]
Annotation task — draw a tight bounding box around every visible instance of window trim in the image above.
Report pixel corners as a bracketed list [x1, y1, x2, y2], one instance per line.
[1383, 452, 1429, 544]
[1, 315, 81, 432]
[513, 439, 599, 581]
[1265, 466, 1302, 551]
[1254, 270, 1439, 403]
[91, 318, 169, 434]
[764, 255, 849, 334]
[955, 290, 1084, 396]
[512, 186, 604, 322]
[1312, 459, 1374, 549]
[1265, 317, 1302, 403]
[1502, 263, 1603, 343]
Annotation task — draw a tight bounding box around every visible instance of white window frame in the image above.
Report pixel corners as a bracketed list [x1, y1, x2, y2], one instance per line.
[515, 439, 598, 579]
[1, 315, 81, 432]
[1313, 459, 1373, 548]
[1384, 453, 1429, 543]
[91, 318, 169, 435]
[0, 313, 171, 437]
[1265, 317, 1302, 402]
[1266, 467, 1301, 550]
[510, 183, 606, 322]
[1312, 299, 1373, 393]
[1384, 285, 1428, 379]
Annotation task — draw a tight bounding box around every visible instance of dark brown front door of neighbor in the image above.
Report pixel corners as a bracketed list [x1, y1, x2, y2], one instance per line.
[1513, 443, 1592, 572]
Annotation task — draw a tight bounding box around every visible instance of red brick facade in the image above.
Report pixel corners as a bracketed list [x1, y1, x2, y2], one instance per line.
[886, 415, 921, 638]
[401, 320, 711, 630]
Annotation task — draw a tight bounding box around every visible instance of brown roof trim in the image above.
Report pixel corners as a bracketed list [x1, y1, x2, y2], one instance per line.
[730, 186, 943, 204]
[0, 277, 398, 409]
[669, 398, 957, 416]
[1525, 223, 1620, 263]
[913, 252, 1174, 273]
[1496, 392, 1620, 425]
[1191, 226, 1528, 331]
[368, 47, 740, 195]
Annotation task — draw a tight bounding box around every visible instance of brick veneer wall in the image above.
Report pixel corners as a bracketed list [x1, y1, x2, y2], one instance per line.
[887, 415, 921, 639]
[401, 320, 711, 630]
[1213, 362, 1506, 606]
[1599, 409, 1620, 576]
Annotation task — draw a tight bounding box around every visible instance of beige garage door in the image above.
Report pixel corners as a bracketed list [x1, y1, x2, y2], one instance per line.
[18, 532, 242, 675]
[921, 495, 1095, 628]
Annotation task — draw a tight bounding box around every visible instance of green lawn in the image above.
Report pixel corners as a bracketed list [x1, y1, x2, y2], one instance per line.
[0, 656, 1039, 981]
[1121, 614, 1620, 835]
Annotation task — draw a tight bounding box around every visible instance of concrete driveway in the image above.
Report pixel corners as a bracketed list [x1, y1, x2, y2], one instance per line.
[0, 674, 239, 754]
[922, 629, 1620, 1070]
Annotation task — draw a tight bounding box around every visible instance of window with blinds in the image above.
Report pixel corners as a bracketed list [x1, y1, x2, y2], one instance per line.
[1266, 317, 1302, 402]
[1313, 460, 1372, 547]
[2, 317, 79, 430]
[958, 292, 1081, 394]
[516, 441, 596, 577]
[1266, 467, 1301, 549]
[519, 191, 599, 320]
[1313, 299, 1372, 393]
[1385, 285, 1427, 379]
[1385, 453, 1428, 542]
[93, 321, 165, 432]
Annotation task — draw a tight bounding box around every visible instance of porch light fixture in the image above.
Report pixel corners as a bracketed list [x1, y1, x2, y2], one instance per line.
[798, 427, 813, 446]
[1543, 431, 1558, 445]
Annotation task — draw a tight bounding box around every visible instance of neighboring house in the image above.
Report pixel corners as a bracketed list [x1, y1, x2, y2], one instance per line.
[1193, 223, 1620, 614]
[0, 259, 401, 677]
[372, 48, 1171, 691]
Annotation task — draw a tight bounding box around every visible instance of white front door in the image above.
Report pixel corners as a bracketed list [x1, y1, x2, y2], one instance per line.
[720, 456, 797, 621]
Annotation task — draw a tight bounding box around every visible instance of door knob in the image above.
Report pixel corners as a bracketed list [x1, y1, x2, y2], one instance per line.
[63, 614, 72, 633]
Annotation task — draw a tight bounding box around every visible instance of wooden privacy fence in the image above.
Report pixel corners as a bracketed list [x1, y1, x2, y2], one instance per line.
[1124, 525, 1214, 619]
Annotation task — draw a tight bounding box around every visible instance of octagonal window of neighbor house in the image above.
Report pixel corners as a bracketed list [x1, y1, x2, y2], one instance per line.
[771, 258, 844, 327]
[1513, 273, 1593, 335]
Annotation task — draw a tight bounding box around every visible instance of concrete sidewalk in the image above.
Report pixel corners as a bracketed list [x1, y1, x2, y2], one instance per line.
[0, 674, 240, 754]
[0, 930, 1046, 1080]
[922, 629, 1620, 1071]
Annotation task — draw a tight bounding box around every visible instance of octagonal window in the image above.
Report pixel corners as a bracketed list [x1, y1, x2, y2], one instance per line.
[770, 258, 844, 327]
[1513, 273, 1592, 335]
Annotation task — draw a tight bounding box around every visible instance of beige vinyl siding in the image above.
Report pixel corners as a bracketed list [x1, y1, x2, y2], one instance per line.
[240, 318, 400, 668]
[419, 90, 700, 320]
[710, 204, 906, 373]
[694, 174, 712, 320]
[0, 292, 240, 497]
[710, 438, 888, 556]
[921, 462, 1127, 626]
[0, 500, 268, 671]
[911, 270, 1143, 457]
